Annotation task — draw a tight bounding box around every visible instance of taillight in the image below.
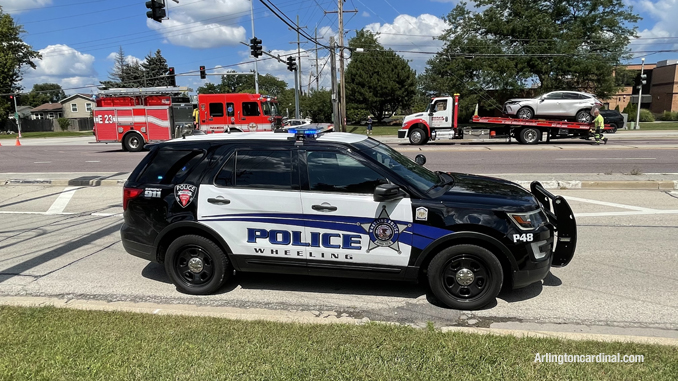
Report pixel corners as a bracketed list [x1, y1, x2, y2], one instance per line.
[123, 187, 143, 211]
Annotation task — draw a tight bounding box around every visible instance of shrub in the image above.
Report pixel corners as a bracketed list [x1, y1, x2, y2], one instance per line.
[57, 118, 71, 131]
[639, 109, 654, 122]
[661, 111, 678, 121]
[614, 105, 620, 112]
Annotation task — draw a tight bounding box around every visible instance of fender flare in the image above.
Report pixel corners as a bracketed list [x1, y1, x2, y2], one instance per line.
[413, 231, 518, 272]
[402, 118, 430, 138]
[152, 221, 235, 265]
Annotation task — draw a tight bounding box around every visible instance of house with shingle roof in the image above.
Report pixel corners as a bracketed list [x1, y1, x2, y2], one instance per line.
[30, 102, 63, 120]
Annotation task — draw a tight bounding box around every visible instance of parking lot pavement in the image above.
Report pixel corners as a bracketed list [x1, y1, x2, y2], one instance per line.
[0, 186, 677, 338]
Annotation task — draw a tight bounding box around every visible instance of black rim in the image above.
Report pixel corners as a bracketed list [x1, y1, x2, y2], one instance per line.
[174, 245, 214, 286]
[441, 255, 490, 299]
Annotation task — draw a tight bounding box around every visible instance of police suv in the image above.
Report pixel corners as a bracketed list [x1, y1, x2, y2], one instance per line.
[121, 129, 577, 310]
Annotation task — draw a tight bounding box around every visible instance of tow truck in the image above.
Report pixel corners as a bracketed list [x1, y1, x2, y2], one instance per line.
[398, 94, 611, 145]
[93, 87, 283, 152]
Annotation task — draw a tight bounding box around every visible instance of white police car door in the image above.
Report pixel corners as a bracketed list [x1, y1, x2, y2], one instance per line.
[197, 149, 306, 263]
[300, 149, 413, 271]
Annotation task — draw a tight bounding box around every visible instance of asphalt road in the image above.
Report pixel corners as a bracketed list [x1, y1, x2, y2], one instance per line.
[1, 185, 677, 337]
[1, 134, 678, 174]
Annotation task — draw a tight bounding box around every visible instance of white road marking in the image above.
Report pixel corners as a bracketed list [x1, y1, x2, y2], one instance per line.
[33, 161, 52, 164]
[85, 161, 100, 163]
[563, 196, 656, 212]
[554, 158, 656, 161]
[153, 309, 161, 314]
[576, 210, 678, 217]
[46, 187, 79, 215]
[0, 211, 121, 217]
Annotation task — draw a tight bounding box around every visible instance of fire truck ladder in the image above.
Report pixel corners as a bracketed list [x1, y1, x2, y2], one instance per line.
[97, 87, 190, 97]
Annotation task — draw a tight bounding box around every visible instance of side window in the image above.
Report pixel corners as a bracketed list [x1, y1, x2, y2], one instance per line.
[136, 149, 205, 185]
[433, 100, 447, 112]
[306, 151, 388, 194]
[209, 102, 224, 117]
[242, 102, 260, 117]
[226, 103, 234, 117]
[232, 150, 292, 189]
[71, 104, 78, 112]
[215, 153, 235, 186]
[562, 92, 580, 100]
[545, 93, 563, 100]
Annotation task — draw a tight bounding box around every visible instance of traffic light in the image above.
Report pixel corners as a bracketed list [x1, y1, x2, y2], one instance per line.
[286, 56, 297, 72]
[145, 0, 166, 23]
[640, 74, 647, 85]
[250, 37, 263, 58]
[167, 67, 176, 86]
[200, 66, 206, 79]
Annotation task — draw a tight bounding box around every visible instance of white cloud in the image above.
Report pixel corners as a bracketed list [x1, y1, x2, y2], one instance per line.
[632, 0, 678, 57]
[365, 14, 449, 73]
[105, 52, 144, 65]
[362, 11, 370, 17]
[21, 44, 98, 91]
[146, 0, 248, 49]
[0, 0, 52, 14]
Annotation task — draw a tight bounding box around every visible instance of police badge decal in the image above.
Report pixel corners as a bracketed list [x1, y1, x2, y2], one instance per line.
[360, 206, 410, 253]
[174, 184, 197, 208]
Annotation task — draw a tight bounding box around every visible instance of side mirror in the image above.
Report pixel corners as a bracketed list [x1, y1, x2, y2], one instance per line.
[374, 184, 404, 202]
[415, 154, 426, 165]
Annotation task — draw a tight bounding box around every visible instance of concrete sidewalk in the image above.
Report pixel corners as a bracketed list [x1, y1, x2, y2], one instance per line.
[1, 171, 677, 189]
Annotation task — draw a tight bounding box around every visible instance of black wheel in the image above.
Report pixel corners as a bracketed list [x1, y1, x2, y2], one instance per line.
[519, 127, 540, 144]
[516, 107, 534, 119]
[123, 133, 144, 152]
[165, 235, 229, 295]
[409, 127, 429, 145]
[427, 244, 503, 310]
[608, 123, 617, 133]
[575, 109, 592, 123]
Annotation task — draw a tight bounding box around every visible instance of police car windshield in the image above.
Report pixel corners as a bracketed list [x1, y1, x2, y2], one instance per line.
[354, 140, 441, 194]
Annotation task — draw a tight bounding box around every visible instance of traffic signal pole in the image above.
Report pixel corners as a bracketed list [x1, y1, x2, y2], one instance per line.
[634, 58, 646, 130]
[250, 0, 259, 94]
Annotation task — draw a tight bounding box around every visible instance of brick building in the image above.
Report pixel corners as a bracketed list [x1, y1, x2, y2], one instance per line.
[605, 59, 678, 114]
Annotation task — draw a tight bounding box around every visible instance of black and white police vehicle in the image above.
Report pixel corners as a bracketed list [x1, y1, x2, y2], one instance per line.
[121, 128, 577, 310]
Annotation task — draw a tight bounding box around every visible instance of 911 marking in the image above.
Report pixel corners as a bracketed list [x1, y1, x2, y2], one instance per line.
[512, 233, 534, 243]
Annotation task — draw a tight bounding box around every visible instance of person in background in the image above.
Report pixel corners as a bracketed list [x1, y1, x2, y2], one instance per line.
[591, 108, 607, 145]
[192, 105, 200, 129]
[366, 116, 373, 135]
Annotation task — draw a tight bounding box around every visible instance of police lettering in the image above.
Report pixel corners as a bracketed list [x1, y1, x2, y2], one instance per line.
[247, 228, 361, 250]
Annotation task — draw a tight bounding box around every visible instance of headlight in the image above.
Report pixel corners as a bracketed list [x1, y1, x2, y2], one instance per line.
[508, 210, 545, 230]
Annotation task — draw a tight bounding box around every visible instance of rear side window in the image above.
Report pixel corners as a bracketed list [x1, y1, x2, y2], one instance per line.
[215, 150, 293, 189]
[136, 148, 205, 185]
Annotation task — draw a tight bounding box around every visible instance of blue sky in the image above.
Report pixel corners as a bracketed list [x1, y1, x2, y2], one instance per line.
[1, 0, 677, 95]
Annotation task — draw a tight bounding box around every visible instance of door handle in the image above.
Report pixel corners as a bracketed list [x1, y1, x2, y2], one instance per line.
[207, 197, 231, 205]
[312, 204, 337, 212]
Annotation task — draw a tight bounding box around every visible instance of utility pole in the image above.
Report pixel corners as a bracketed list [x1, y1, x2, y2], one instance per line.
[315, 26, 320, 91]
[12, 94, 21, 138]
[634, 58, 646, 130]
[289, 16, 306, 114]
[330, 37, 340, 129]
[325, 3, 356, 132]
[250, 0, 259, 94]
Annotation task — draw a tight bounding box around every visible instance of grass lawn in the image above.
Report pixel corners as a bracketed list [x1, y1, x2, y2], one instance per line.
[0, 131, 91, 139]
[345, 125, 401, 136]
[0, 306, 676, 380]
[637, 122, 678, 130]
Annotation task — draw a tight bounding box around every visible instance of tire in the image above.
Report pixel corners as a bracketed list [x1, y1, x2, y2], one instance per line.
[575, 109, 592, 123]
[123, 132, 144, 152]
[608, 123, 617, 133]
[409, 127, 429, 145]
[427, 244, 503, 310]
[516, 107, 534, 119]
[164, 235, 229, 295]
[519, 127, 540, 144]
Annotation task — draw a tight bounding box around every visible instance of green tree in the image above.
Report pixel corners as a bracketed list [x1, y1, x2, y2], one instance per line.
[345, 30, 416, 122]
[424, 0, 640, 106]
[197, 71, 287, 96]
[25, 83, 66, 107]
[140, 49, 169, 87]
[301, 89, 332, 122]
[0, 8, 41, 125]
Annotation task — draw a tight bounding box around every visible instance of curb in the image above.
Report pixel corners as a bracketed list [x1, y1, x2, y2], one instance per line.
[1, 296, 675, 347]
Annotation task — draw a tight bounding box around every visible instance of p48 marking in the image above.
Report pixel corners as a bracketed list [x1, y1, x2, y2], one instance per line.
[512, 233, 534, 243]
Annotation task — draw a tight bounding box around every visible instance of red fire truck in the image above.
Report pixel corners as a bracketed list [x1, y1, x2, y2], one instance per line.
[398, 94, 612, 145]
[93, 87, 283, 152]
